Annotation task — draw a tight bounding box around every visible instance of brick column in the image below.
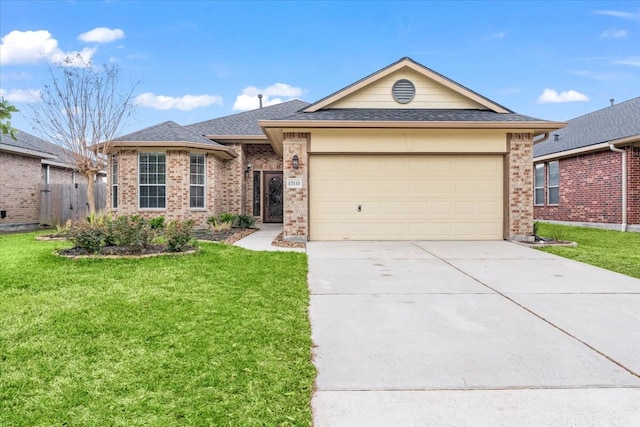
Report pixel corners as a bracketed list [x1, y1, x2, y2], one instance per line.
[507, 132, 534, 241]
[221, 143, 245, 214]
[117, 149, 138, 216]
[166, 150, 188, 222]
[283, 132, 309, 242]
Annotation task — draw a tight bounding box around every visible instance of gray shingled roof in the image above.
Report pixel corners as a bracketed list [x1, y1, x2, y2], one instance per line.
[534, 97, 640, 157]
[113, 121, 225, 146]
[185, 99, 309, 136]
[0, 129, 74, 164]
[280, 109, 546, 122]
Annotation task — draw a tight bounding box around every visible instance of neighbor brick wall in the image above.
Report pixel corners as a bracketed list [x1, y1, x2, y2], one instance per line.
[534, 149, 630, 224]
[244, 144, 282, 219]
[282, 132, 309, 242]
[628, 147, 640, 225]
[108, 149, 227, 227]
[507, 132, 534, 239]
[0, 151, 41, 226]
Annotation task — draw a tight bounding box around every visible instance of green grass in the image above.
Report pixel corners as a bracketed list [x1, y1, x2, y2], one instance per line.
[0, 232, 314, 426]
[535, 222, 640, 279]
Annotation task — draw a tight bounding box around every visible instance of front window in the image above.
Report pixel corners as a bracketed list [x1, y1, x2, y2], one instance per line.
[111, 154, 118, 209]
[548, 161, 559, 205]
[139, 152, 166, 209]
[190, 154, 205, 208]
[534, 163, 545, 205]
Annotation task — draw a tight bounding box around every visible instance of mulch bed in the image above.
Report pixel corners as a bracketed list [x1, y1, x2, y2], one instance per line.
[271, 232, 306, 249]
[194, 227, 257, 244]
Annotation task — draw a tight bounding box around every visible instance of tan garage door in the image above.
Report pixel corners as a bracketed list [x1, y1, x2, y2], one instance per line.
[309, 154, 504, 240]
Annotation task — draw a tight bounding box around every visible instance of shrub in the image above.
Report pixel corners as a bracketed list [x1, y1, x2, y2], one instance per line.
[207, 213, 235, 231]
[68, 221, 105, 253]
[149, 216, 165, 231]
[165, 220, 195, 252]
[236, 214, 256, 229]
[110, 215, 152, 253]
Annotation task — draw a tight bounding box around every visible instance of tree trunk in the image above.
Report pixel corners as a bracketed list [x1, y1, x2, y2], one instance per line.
[86, 171, 96, 216]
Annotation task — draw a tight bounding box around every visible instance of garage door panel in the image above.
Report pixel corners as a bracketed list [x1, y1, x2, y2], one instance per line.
[310, 154, 503, 240]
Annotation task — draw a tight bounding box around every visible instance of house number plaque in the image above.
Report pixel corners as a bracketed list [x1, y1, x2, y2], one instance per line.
[287, 178, 303, 189]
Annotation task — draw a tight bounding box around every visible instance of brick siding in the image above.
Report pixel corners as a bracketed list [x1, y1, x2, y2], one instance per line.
[282, 133, 309, 242]
[534, 148, 639, 226]
[220, 143, 245, 215]
[507, 133, 535, 239]
[0, 152, 42, 226]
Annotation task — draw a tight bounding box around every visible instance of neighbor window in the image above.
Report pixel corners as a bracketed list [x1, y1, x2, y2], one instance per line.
[190, 154, 205, 208]
[547, 161, 559, 205]
[139, 152, 166, 208]
[534, 163, 545, 205]
[111, 154, 118, 209]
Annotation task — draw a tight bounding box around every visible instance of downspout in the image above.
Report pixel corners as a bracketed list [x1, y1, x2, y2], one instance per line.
[609, 144, 627, 232]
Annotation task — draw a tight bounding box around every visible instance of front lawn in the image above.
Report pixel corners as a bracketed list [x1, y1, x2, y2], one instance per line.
[0, 232, 314, 426]
[535, 222, 640, 279]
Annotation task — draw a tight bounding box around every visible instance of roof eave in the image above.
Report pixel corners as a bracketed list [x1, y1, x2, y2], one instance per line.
[0, 143, 57, 159]
[105, 141, 238, 159]
[534, 134, 640, 161]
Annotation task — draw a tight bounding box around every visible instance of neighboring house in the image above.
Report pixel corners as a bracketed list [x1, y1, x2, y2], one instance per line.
[106, 57, 563, 241]
[533, 97, 640, 232]
[0, 129, 96, 231]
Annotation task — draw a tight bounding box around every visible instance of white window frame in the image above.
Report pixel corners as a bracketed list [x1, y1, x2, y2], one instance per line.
[534, 163, 545, 206]
[138, 152, 166, 209]
[111, 154, 118, 209]
[189, 153, 206, 209]
[547, 160, 559, 205]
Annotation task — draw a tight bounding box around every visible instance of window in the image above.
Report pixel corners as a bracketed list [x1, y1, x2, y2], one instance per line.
[139, 152, 166, 208]
[111, 155, 118, 209]
[190, 154, 205, 208]
[548, 161, 559, 205]
[534, 163, 545, 205]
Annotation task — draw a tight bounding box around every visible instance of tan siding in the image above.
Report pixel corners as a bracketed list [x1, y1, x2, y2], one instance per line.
[309, 129, 508, 153]
[329, 69, 486, 109]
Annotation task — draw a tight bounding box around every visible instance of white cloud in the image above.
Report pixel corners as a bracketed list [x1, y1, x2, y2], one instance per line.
[594, 10, 640, 21]
[600, 28, 628, 38]
[614, 57, 640, 67]
[0, 88, 41, 102]
[483, 32, 506, 40]
[78, 27, 125, 44]
[232, 83, 304, 110]
[135, 92, 223, 111]
[0, 30, 96, 66]
[538, 89, 589, 104]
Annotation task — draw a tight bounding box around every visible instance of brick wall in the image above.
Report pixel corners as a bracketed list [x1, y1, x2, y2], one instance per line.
[0, 152, 41, 227]
[534, 149, 635, 224]
[220, 143, 245, 215]
[282, 133, 309, 242]
[244, 144, 282, 219]
[507, 133, 534, 240]
[108, 149, 228, 227]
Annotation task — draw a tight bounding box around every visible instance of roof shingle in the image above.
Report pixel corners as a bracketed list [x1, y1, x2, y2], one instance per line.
[280, 108, 547, 122]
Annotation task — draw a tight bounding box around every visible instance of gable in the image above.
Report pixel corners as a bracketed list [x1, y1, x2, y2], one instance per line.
[329, 67, 486, 110]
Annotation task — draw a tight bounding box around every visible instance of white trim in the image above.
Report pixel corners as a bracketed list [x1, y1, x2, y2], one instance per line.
[138, 152, 167, 210]
[189, 153, 206, 209]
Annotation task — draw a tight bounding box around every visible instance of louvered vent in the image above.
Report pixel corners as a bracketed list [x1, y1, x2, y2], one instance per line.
[392, 79, 415, 104]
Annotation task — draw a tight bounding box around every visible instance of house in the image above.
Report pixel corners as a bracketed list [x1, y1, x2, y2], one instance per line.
[106, 57, 564, 241]
[0, 129, 102, 231]
[533, 97, 640, 232]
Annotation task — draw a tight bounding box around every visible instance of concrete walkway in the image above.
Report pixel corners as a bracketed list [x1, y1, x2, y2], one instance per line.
[233, 223, 305, 252]
[308, 241, 640, 426]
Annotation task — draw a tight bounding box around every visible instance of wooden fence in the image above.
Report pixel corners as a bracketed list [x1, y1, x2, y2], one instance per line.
[39, 183, 107, 226]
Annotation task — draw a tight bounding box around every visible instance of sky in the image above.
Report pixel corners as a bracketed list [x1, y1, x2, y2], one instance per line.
[1, 0, 639, 137]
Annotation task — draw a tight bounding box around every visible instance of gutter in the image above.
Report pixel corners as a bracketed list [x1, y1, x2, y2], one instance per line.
[609, 144, 627, 232]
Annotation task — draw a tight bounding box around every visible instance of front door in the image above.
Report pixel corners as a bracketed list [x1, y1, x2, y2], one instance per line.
[263, 171, 283, 223]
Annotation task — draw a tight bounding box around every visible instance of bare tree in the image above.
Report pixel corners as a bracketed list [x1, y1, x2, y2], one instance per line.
[31, 56, 138, 215]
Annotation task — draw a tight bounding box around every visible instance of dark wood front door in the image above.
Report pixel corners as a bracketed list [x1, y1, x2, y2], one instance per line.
[263, 172, 283, 223]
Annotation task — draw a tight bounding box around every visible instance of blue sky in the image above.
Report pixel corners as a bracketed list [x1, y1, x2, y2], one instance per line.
[1, 0, 639, 136]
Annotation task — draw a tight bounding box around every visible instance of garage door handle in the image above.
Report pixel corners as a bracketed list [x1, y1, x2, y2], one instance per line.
[357, 205, 362, 212]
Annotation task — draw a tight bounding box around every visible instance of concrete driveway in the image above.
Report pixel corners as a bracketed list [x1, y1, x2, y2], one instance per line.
[307, 241, 640, 426]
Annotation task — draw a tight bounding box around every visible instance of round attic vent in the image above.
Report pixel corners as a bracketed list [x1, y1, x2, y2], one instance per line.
[392, 79, 415, 104]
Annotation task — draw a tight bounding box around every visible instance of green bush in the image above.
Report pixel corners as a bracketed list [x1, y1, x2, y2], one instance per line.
[110, 215, 152, 253]
[165, 220, 195, 252]
[68, 221, 105, 253]
[207, 213, 235, 231]
[236, 214, 256, 229]
[149, 216, 165, 230]
[218, 213, 237, 224]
